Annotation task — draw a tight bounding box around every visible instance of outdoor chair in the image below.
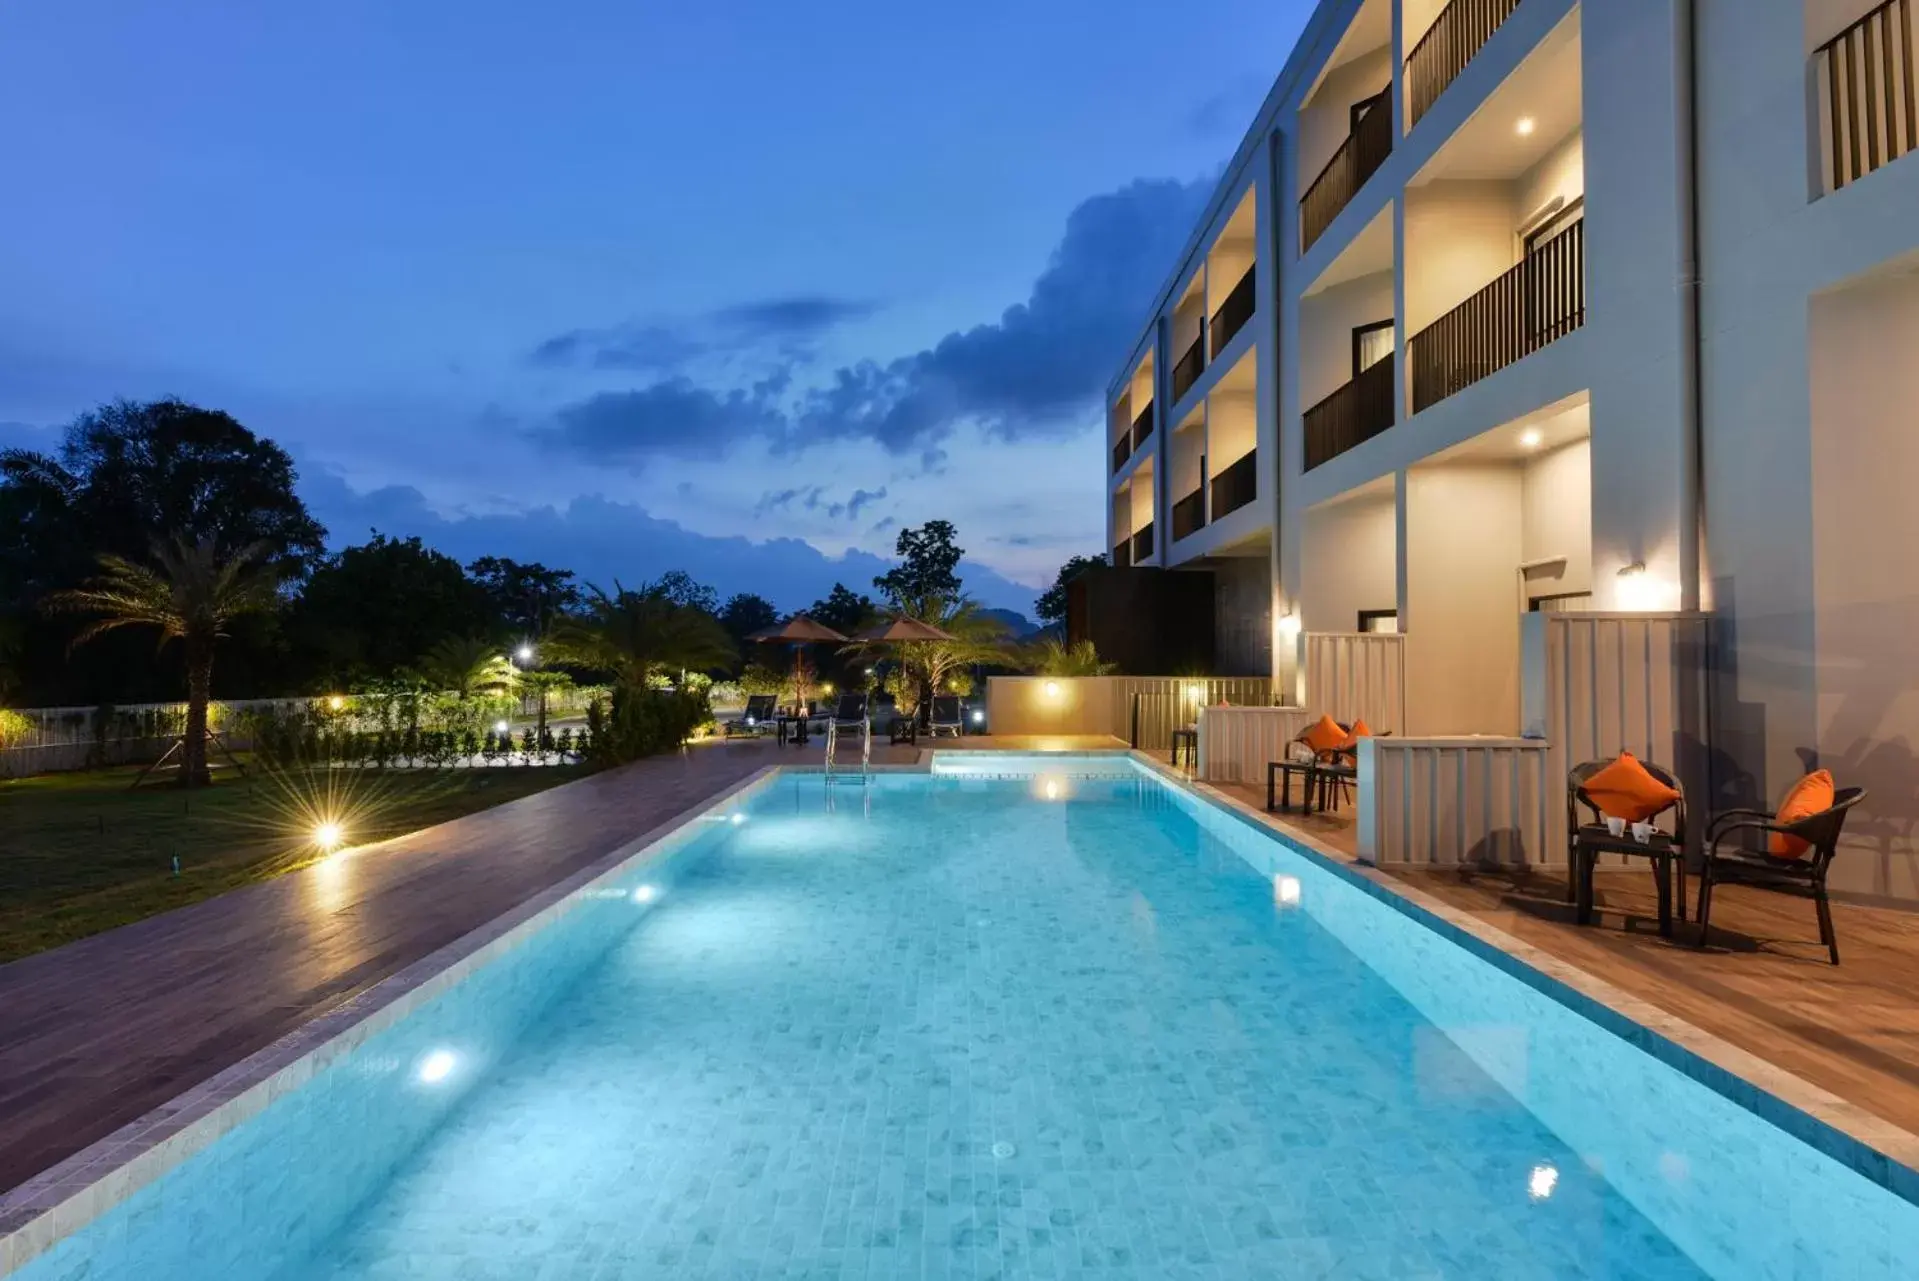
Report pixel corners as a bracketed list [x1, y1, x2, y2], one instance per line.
[724, 694, 777, 738]
[1566, 757, 1688, 937]
[928, 695, 964, 737]
[1697, 784, 1865, 965]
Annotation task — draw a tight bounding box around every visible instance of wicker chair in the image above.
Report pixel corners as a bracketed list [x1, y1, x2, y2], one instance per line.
[1566, 758, 1689, 935]
[1697, 787, 1866, 965]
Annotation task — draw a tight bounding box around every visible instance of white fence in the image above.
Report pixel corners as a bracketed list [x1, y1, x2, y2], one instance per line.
[984, 676, 1275, 750]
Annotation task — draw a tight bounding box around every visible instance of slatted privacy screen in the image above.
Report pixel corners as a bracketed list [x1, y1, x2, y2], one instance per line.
[1816, 0, 1918, 193]
[1303, 632, 1407, 734]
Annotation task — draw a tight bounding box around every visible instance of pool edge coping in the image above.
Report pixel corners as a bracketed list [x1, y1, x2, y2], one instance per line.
[1130, 751, 1919, 1207]
[0, 764, 784, 1277]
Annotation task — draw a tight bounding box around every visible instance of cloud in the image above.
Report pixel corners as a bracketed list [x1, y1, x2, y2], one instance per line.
[533, 176, 1210, 464]
[528, 323, 704, 373]
[843, 487, 886, 520]
[526, 294, 875, 374]
[297, 468, 1038, 615]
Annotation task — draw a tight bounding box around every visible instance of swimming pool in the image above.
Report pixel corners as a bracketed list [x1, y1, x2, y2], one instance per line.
[4, 755, 1915, 1278]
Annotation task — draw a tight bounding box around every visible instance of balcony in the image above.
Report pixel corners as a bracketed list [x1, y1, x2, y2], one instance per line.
[1171, 487, 1206, 542]
[1111, 434, 1132, 474]
[1409, 218, 1583, 413]
[1112, 538, 1131, 569]
[1132, 401, 1156, 450]
[1210, 451, 1257, 520]
[1209, 266, 1257, 358]
[1301, 96, 1393, 254]
[1304, 356, 1396, 471]
[1132, 521, 1156, 563]
[1816, 0, 1917, 193]
[1171, 329, 1207, 403]
[1406, 0, 1523, 128]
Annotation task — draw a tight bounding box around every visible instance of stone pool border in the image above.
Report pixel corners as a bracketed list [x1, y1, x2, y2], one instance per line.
[1128, 752, 1919, 1208]
[0, 766, 784, 1277]
[5, 748, 1916, 1276]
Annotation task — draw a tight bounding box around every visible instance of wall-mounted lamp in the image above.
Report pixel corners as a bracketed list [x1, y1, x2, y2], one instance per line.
[1614, 561, 1672, 612]
[1043, 680, 1061, 699]
[1277, 611, 1302, 640]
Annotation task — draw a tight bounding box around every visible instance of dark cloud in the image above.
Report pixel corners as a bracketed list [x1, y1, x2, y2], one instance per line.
[297, 468, 1037, 615]
[528, 323, 705, 373]
[532, 176, 1210, 464]
[843, 487, 886, 520]
[527, 295, 874, 374]
[712, 296, 877, 341]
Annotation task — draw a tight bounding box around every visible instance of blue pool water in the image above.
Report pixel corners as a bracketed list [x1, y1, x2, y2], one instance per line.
[12, 758, 1918, 1279]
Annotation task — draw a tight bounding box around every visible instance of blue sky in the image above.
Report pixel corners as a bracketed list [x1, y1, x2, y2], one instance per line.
[0, 0, 1308, 614]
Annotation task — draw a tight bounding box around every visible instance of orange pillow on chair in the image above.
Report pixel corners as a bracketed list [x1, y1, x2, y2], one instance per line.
[1301, 713, 1347, 756]
[1771, 769, 1835, 858]
[1582, 752, 1681, 823]
[1338, 718, 1374, 754]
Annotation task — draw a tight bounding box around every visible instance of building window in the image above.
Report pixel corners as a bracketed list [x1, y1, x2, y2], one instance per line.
[1352, 319, 1394, 377]
[1357, 608, 1399, 634]
[1528, 591, 1594, 613]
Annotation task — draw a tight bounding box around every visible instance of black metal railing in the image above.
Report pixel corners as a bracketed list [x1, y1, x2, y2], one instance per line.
[1817, 0, 1916, 192]
[1111, 434, 1132, 473]
[1171, 328, 1206, 402]
[1210, 451, 1257, 520]
[1132, 401, 1155, 449]
[1131, 522, 1156, 563]
[1304, 356, 1396, 471]
[1112, 538, 1131, 569]
[1300, 93, 1393, 253]
[1409, 218, 1584, 413]
[1210, 266, 1257, 358]
[1171, 487, 1206, 542]
[1406, 0, 1523, 127]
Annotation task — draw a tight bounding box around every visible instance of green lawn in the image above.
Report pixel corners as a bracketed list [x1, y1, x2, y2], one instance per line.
[0, 760, 589, 963]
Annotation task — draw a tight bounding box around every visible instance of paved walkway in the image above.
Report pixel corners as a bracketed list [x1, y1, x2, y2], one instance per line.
[0, 741, 782, 1194]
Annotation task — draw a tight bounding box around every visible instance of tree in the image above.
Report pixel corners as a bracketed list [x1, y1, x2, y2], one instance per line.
[874, 520, 963, 606]
[466, 557, 580, 639]
[852, 591, 1012, 717]
[45, 537, 280, 787]
[1034, 554, 1106, 626]
[647, 569, 720, 615]
[719, 592, 778, 644]
[416, 635, 519, 699]
[1027, 638, 1117, 677]
[289, 534, 493, 685]
[0, 399, 325, 704]
[545, 583, 737, 689]
[809, 583, 877, 636]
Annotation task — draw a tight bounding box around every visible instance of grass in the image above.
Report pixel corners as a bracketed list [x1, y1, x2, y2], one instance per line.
[0, 759, 590, 963]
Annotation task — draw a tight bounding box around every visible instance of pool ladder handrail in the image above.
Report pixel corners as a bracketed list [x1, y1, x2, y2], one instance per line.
[823, 714, 871, 782]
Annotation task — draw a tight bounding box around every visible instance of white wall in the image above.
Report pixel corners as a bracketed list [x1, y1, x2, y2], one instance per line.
[1406, 466, 1524, 734]
[1171, 415, 1205, 500]
[1302, 491, 1398, 633]
[1403, 181, 1519, 332]
[1403, 0, 1449, 52]
[1300, 44, 1394, 190]
[1209, 387, 1258, 470]
[1520, 438, 1593, 599]
[1515, 129, 1586, 225]
[1128, 470, 1155, 530]
[1300, 269, 1395, 407]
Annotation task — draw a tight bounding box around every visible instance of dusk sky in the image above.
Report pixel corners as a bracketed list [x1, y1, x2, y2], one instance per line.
[0, 0, 1309, 615]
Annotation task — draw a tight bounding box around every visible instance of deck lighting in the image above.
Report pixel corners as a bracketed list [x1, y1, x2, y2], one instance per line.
[1043, 680, 1060, 699]
[971, 709, 986, 725]
[515, 644, 534, 663]
[418, 1049, 457, 1084]
[327, 695, 346, 711]
[1529, 1164, 1559, 1200]
[1519, 427, 1543, 449]
[1516, 116, 1536, 136]
[495, 719, 510, 734]
[313, 821, 345, 852]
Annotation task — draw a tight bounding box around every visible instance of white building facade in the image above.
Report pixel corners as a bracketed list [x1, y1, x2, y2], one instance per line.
[1104, 0, 1919, 901]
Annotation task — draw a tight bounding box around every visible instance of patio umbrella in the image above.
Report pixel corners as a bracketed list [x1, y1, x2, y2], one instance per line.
[746, 615, 849, 714]
[851, 617, 955, 643]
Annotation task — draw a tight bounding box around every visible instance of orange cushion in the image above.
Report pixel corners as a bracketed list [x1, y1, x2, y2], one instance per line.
[1301, 714, 1347, 755]
[1338, 718, 1375, 753]
[1771, 770, 1835, 858]
[1582, 752, 1680, 823]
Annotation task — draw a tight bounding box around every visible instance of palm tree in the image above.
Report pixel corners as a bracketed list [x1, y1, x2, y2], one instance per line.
[545, 582, 736, 688]
[852, 593, 1013, 715]
[45, 536, 280, 787]
[1028, 638, 1117, 677]
[417, 635, 519, 699]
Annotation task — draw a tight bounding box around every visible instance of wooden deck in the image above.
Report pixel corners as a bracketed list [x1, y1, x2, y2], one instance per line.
[1215, 780, 1919, 1140]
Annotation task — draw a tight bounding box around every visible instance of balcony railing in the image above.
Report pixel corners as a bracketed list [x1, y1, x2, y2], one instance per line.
[1816, 0, 1916, 193]
[1112, 538, 1131, 569]
[1304, 356, 1396, 471]
[1301, 96, 1393, 254]
[1171, 327, 1206, 402]
[1409, 218, 1584, 413]
[1210, 266, 1257, 358]
[1406, 0, 1523, 127]
[1131, 522, 1156, 564]
[1132, 401, 1156, 449]
[1171, 487, 1206, 542]
[1210, 451, 1257, 520]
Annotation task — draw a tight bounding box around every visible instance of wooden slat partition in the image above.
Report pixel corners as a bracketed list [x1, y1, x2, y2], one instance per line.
[1540, 613, 1713, 866]
[983, 676, 1274, 748]
[1357, 736, 1553, 866]
[1196, 706, 1316, 783]
[1304, 632, 1407, 733]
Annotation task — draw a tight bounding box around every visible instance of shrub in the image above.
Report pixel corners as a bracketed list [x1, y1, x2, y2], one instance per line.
[585, 684, 709, 766]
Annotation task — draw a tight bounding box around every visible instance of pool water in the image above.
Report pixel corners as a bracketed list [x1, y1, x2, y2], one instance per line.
[12, 760, 1917, 1279]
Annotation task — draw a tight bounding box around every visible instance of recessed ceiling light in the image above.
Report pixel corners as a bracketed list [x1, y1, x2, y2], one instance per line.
[1516, 117, 1537, 136]
[1519, 427, 1543, 449]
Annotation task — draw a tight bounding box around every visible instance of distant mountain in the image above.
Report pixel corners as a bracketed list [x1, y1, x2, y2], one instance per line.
[981, 608, 1042, 638]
